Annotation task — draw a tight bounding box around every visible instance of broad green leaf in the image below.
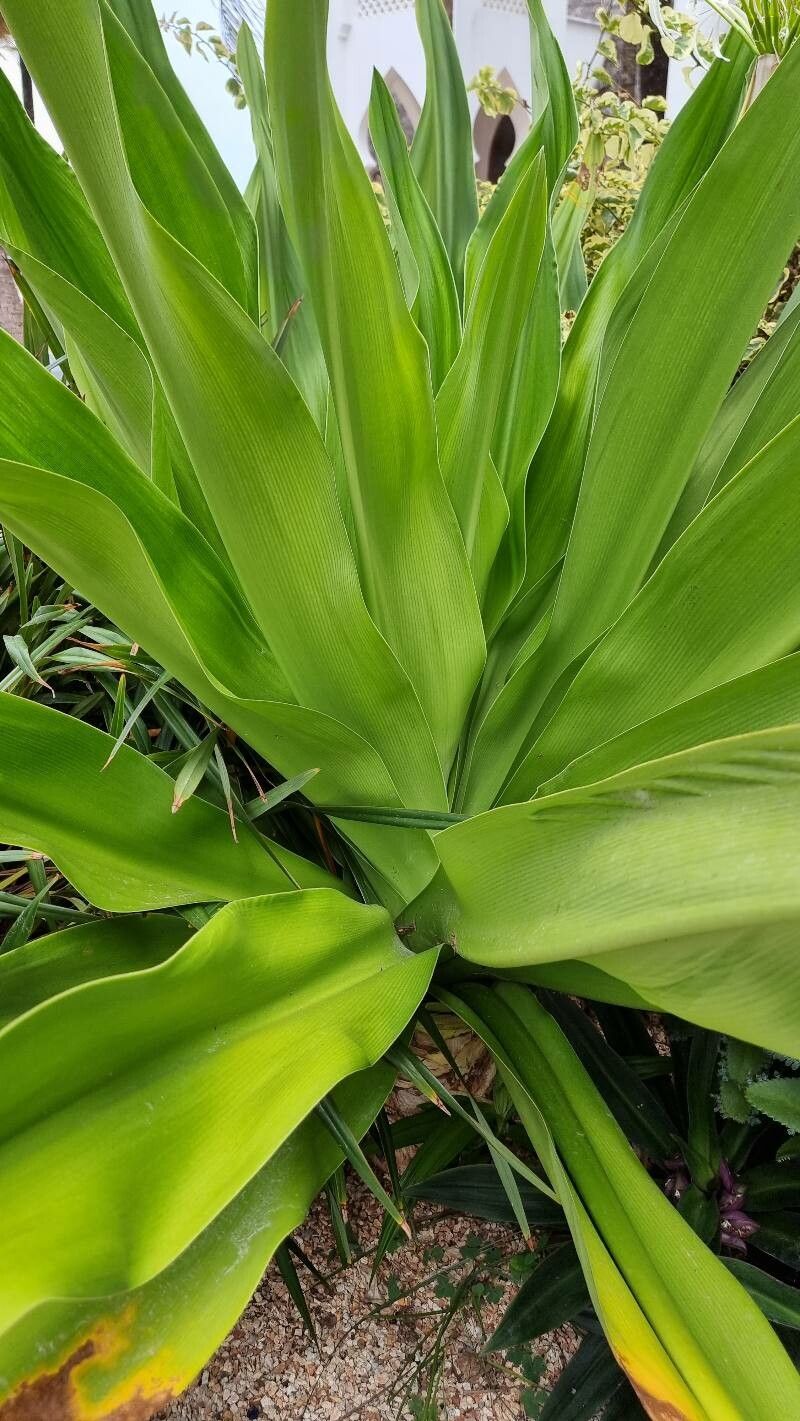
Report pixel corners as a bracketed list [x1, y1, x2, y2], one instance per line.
[464, 102, 547, 303]
[486, 1243, 588, 1351]
[462, 124, 561, 633]
[665, 302, 800, 547]
[746, 1078, 800, 1132]
[466, 559, 559, 757]
[0, 694, 331, 910]
[453, 983, 800, 1418]
[0, 916, 190, 1031]
[413, 726, 800, 1056]
[0, 329, 440, 903]
[104, 0, 258, 299]
[435, 152, 547, 583]
[0, 429, 444, 879]
[0, 12, 442, 910]
[539, 1336, 627, 1421]
[410, 0, 478, 296]
[537, 656, 800, 797]
[99, 1, 254, 317]
[531, 41, 800, 725]
[0, 328, 292, 712]
[0, 891, 437, 1330]
[724, 1259, 800, 1330]
[457, 3, 564, 627]
[0, 1062, 393, 1419]
[369, 68, 461, 391]
[265, 0, 485, 772]
[483, 236, 561, 637]
[0, 471, 440, 911]
[520, 34, 752, 600]
[9, 248, 169, 488]
[405, 1164, 564, 1226]
[505, 419, 800, 798]
[0, 64, 220, 542]
[0, 66, 133, 337]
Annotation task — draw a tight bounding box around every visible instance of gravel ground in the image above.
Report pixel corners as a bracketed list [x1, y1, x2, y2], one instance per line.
[159, 1181, 575, 1421]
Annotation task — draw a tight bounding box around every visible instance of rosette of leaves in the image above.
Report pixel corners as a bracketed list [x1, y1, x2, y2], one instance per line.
[0, 1, 799, 1417]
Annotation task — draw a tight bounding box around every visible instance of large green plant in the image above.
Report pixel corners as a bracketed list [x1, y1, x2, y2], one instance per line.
[0, 0, 799, 1415]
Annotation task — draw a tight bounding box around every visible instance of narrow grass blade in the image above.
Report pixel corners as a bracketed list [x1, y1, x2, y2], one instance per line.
[102, 667, 171, 769]
[274, 1242, 318, 1347]
[171, 731, 218, 814]
[316, 1096, 411, 1238]
[246, 767, 320, 822]
[2, 634, 51, 693]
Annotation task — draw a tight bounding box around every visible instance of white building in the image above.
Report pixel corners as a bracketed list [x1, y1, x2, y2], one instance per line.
[327, 0, 600, 175]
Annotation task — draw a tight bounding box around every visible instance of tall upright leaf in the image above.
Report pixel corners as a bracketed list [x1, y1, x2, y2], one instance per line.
[369, 68, 461, 391]
[539, 41, 800, 693]
[464, 48, 800, 803]
[526, 0, 578, 193]
[505, 415, 800, 797]
[103, 0, 257, 292]
[411, 0, 479, 296]
[236, 23, 327, 425]
[265, 0, 485, 771]
[664, 302, 800, 546]
[434, 153, 547, 591]
[4, 0, 450, 817]
[520, 34, 752, 598]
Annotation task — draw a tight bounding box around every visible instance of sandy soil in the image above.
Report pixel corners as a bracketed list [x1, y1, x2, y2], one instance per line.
[159, 1182, 575, 1421]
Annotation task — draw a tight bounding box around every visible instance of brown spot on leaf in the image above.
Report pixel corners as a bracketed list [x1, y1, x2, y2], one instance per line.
[0, 1341, 95, 1421]
[0, 1337, 174, 1421]
[100, 1393, 175, 1421]
[630, 1380, 692, 1421]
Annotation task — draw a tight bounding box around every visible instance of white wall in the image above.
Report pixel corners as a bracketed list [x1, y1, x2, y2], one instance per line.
[332, 0, 599, 168]
[152, 0, 257, 185]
